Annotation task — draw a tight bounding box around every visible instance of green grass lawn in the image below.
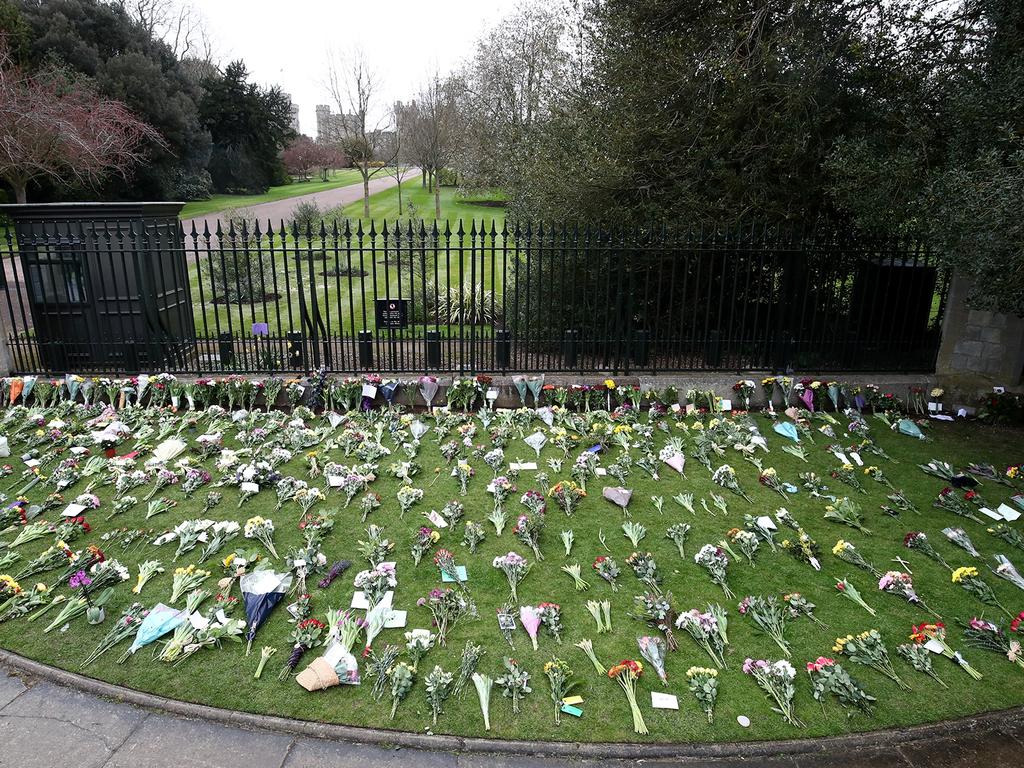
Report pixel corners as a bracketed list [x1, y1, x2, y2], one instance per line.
[179, 169, 371, 219]
[1, 404, 1023, 744]
[327, 182, 507, 232]
[185, 182, 509, 339]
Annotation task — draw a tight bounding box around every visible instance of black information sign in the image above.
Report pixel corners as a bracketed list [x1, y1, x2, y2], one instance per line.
[375, 298, 409, 329]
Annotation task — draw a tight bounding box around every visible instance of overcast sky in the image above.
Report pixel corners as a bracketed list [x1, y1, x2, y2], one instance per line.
[191, 0, 518, 135]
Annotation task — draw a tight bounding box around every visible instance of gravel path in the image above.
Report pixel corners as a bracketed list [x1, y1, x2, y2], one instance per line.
[182, 167, 421, 232]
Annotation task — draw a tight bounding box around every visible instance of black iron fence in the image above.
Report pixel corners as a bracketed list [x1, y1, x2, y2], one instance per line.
[0, 212, 949, 375]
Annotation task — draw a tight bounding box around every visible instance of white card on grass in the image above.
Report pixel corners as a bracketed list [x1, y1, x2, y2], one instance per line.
[361, 384, 378, 398]
[924, 638, 946, 655]
[240, 481, 260, 494]
[756, 515, 777, 530]
[426, 510, 448, 528]
[62, 503, 87, 517]
[351, 590, 394, 610]
[832, 451, 849, 465]
[651, 692, 678, 710]
[326, 475, 343, 488]
[997, 503, 1021, 522]
[24, 458, 40, 468]
[384, 610, 407, 628]
[510, 462, 538, 471]
[70, 446, 89, 456]
[979, 507, 1003, 521]
[595, 467, 607, 476]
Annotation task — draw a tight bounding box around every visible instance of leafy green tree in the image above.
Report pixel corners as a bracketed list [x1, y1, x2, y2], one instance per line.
[199, 60, 295, 194]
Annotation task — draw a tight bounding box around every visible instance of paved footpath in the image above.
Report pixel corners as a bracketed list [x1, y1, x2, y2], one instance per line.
[1, 664, 1023, 768]
[182, 167, 421, 232]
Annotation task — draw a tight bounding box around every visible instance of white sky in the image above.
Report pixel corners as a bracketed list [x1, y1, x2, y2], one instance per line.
[191, 0, 519, 135]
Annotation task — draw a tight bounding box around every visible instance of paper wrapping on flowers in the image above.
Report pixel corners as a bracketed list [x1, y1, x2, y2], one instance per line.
[662, 453, 685, 475]
[602, 486, 632, 509]
[524, 431, 547, 457]
[296, 642, 361, 690]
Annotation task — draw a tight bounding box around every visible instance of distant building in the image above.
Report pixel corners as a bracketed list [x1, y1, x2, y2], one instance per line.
[316, 104, 359, 143]
[283, 93, 301, 135]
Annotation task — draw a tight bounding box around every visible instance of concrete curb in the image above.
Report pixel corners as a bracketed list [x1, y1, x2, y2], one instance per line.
[2, 648, 1022, 760]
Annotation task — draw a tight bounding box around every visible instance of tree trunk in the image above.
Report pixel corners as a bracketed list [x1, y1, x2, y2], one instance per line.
[434, 173, 441, 219]
[397, 173, 403, 213]
[421, 168, 427, 187]
[14, 182, 27, 204]
[362, 166, 370, 218]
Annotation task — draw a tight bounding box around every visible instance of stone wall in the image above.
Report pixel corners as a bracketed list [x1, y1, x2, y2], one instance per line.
[935, 274, 1024, 395]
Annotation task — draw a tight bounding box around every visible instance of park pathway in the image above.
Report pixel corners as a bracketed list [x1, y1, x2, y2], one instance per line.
[1, 661, 1022, 768]
[182, 167, 421, 232]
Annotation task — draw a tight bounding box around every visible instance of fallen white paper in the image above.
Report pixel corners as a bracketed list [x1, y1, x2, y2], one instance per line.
[426, 511, 448, 528]
[595, 467, 607, 476]
[510, 462, 538, 471]
[997, 503, 1021, 522]
[650, 692, 678, 710]
[979, 507, 1004, 521]
[756, 515, 777, 530]
[384, 610, 407, 628]
[62, 503, 87, 518]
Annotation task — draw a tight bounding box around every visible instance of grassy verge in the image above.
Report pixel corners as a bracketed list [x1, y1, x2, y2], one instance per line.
[0, 409, 1022, 743]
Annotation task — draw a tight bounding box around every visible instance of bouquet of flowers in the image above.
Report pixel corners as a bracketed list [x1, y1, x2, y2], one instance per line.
[909, 622, 983, 680]
[410, 527, 440, 566]
[463, 521, 485, 553]
[879, 570, 939, 616]
[903, 531, 952, 571]
[549, 480, 586, 517]
[934, 488, 984, 524]
[897, 642, 948, 688]
[354, 563, 396, 608]
[806, 656, 875, 715]
[687, 666, 719, 723]
[513, 509, 545, 561]
[728, 528, 759, 566]
[388, 661, 416, 719]
[743, 658, 801, 726]
[952, 566, 1013, 618]
[626, 551, 662, 593]
[694, 544, 734, 598]
[279, 617, 327, 680]
[417, 588, 476, 646]
[824, 498, 871, 535]
[665, 522, 692, 558]
[608, 659, 647, 734]
[169, 565, 211, 603]
[782, 592, 827, 629]
[492, 551, 530, 602]
[941, 527, 979, 558]
[833, 539, 882, 577]
[739, 595, 790, 655]
[396, 485, 424, 517]
[676, 607, 727, 668]
[987, 522, 1024, 553]
[711, 464, 751, 503]
[496, 656, 532, 714]
[759, 468, 788, 499]
[991, 554, 1024, 591]
[830, 464, 866, 494]
[454, 460, 474, 496]
[243, 516, 278, 559]
[834, 577, 876, 616]
[958, 617, 1024, 671]
[592, 555, 620, 591]
[632, 592, 678, 651]
[542, 657, 577, 725]
[833, 630, 909, 690]
[424, 665, 454, 725]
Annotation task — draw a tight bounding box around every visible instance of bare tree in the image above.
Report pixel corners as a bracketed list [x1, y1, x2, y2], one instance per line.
[118, 0, 215, 61]
[0, 42, 164, 203]
[385, 102, 406, 213]
[326, 52, 400, 218]
[404, 74, 461, 218]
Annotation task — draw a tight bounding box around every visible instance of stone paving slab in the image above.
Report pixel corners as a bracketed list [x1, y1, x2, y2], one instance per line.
[2, 661, 1024, 768]
[102, 712, 293, 768]
[1, 679, 147, 751]
[0, 669, 27, 708]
